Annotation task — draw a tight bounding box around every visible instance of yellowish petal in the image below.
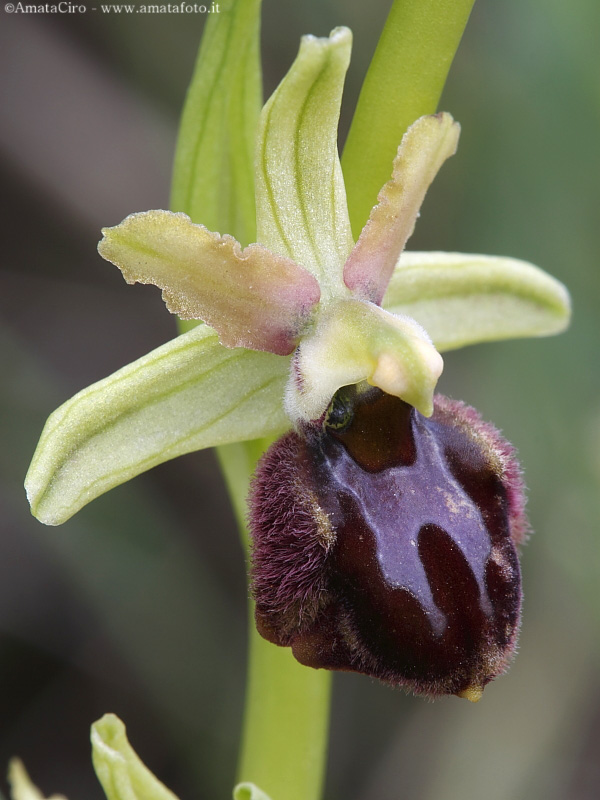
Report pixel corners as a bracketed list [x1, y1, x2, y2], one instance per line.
[344, 113, 460, 304]
[99, 210, 320, 356]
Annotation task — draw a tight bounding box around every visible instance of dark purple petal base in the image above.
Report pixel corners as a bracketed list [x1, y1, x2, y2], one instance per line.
[249, 388, 527, 700]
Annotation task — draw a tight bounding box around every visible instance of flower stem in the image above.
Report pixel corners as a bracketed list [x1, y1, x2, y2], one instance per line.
[342, 0, 476, 236]
[217, 441, 332, 800]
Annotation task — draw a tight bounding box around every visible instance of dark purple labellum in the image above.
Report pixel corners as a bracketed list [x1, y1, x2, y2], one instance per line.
[249, 387, 528, 700]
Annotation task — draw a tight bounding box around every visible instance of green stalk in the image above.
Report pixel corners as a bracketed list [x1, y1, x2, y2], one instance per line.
[237, 622, 332, 800]
[218, 441, 332, 800]
[342, 0, 476, 236]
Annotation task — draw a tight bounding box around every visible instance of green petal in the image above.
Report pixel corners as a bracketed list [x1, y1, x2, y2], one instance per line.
[233, 784, 272, 800]
[25, 325, 289, 525]
[382, 251, 571, 351]
[344, 113, 460, 304]
[99, 210, 320, 356]
[91, 714, 179, 800]
[170, 0, 262, 245]
[255, 27, 354, 300]
[7, 760, 66, 800]
[286, 299, 443, 422]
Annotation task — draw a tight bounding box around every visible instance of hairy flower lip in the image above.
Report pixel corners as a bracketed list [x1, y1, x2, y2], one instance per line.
[250, 390, 525, 699]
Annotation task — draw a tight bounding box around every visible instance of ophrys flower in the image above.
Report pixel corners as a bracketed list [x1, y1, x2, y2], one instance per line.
[25, 29, 568, 529]
[25, 29, 569, 702]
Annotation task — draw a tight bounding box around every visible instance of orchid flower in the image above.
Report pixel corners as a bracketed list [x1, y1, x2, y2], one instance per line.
[25, 28, 568, 530]
[18, 4, 575, 798]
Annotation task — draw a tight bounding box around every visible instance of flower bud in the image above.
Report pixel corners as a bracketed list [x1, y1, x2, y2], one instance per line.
[249, 386, 527, 700]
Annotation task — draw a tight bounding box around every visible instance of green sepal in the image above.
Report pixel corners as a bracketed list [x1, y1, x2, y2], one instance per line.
[7, 760, 67, 800]
[233, 784, 272, 800]
[170, 0, 262, 245]
[91, 714, 179, 800]
[255, 27, 354, 299]
[286, 299, 443, 422]
[26, 325, 289, 525]
[382, 251, 571, 351]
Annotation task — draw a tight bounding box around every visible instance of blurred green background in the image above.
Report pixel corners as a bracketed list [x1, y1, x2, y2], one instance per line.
[1, 1, 599, 798]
